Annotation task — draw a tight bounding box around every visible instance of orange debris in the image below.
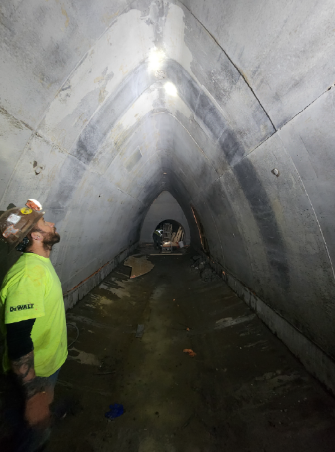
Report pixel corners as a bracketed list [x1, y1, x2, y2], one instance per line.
[183, 349, 196, 357]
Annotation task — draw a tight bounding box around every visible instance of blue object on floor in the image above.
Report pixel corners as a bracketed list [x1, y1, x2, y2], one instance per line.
[105, 403, 124, 420]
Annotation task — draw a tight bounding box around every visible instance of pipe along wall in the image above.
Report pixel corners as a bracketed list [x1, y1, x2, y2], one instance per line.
[1, 0, 335, 392]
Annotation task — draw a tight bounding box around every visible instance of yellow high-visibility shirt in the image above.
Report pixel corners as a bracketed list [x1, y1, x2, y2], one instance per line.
[0, 253, 67, 377]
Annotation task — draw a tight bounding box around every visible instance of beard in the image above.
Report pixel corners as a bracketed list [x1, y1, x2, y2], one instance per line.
[43, 231, 61, 250]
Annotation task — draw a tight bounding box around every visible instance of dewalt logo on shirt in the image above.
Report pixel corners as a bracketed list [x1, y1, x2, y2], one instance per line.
[9, 303, 34, 312]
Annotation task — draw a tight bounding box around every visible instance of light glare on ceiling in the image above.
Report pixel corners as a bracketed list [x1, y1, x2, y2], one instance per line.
[164, 82, 178, 97]
[148, 48, 166, 71]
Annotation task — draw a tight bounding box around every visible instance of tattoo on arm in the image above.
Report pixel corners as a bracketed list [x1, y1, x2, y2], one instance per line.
[11, 350, 47, 399]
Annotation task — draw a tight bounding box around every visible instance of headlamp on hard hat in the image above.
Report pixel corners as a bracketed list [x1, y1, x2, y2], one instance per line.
[0, 199, 44, 252]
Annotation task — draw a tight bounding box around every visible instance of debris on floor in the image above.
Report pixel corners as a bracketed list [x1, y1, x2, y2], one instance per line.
[190, 255, 221, 282]
[183, 348, 197, 357]
[215, 314, 256, 330]
[105, 403, 124, 420]
[67, 348, 100, 366]
[66, 322, 80, 348]
[95, 370, 116, 376]
[135, 324, 145, 338]
[192, 255, 201, 262]
[124, 255, 154, 278]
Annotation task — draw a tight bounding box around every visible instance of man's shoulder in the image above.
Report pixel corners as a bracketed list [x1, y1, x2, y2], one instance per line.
[3, 254, 26, 279]
[3, 254, 48, 286]
[10, 253, 49, 270]
[0, 256, 26, 299]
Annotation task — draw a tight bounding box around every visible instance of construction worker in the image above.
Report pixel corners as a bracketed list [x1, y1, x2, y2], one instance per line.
[0, 199, 67, 451]
[153, 228, 163, 249]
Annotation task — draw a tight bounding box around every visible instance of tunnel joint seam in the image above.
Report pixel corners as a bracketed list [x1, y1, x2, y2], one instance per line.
[179, 2, 277, 132]
[278, 134, 335, 281]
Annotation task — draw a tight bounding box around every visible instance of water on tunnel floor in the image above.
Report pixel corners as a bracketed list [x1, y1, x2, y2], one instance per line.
[7, 247, 335, 452]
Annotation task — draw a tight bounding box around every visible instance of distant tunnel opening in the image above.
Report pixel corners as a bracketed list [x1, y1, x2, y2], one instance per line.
[154, 219, 184, 237]
[153, 219, 185, 251]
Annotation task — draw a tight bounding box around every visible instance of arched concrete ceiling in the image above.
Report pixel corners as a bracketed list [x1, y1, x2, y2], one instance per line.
[1, 1, 335, 360]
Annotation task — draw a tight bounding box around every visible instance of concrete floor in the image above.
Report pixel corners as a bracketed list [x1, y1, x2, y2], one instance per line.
[4, 246, 335, 452]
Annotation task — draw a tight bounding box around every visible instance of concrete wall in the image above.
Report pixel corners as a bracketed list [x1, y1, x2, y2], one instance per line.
[140, 191, 190, 244]
[1, 0, 335, 385]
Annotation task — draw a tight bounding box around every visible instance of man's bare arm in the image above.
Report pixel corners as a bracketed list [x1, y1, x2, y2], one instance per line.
[11, 350, 47, 399]
[7, 319, 47, 398]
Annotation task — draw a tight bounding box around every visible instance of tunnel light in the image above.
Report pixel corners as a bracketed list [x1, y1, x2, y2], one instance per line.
[148, 48, 166, 71]
[164, 82, 178, 97]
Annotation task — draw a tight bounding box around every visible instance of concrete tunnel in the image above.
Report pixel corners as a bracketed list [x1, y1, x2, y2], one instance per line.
[1, 0, 335, 448]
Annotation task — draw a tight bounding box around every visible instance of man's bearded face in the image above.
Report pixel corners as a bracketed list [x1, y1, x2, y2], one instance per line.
[43, 230, 60, 248]
[34, 217, 61, 250]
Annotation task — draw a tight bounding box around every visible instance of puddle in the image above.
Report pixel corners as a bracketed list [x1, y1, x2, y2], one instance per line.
[244, 340, 268, 348]
[99, 279, 131, 298]
[215, 314, 256, 330]
[68, 347, 100, 366]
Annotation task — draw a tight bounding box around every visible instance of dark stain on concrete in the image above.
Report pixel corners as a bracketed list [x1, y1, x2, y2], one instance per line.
[71, 61, 154, 166]
[125, 148, 142, 172]
[233, 159, 290, 288]
[44, 155, 86, 220]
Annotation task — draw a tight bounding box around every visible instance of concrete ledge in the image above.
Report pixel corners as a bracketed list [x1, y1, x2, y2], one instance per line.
[63, 242, 139, 310]
[207, 256, 335, 396]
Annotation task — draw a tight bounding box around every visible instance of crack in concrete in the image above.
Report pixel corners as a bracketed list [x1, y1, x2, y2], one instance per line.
[0, 105, 70, 206]
[226, 84, 335, 164]
[278, 135, 335, 281]
[181, 1, 335, 145]
[0, 105, 34, 133]
[278, 83, 335, 130]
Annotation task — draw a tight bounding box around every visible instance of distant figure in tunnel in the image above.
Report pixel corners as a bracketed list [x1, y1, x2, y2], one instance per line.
[153, 228, 163, 250]
[0, 199, 67, 452]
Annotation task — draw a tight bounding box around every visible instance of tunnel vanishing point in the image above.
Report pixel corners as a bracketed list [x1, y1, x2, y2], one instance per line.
[1, 0, 335, 395]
